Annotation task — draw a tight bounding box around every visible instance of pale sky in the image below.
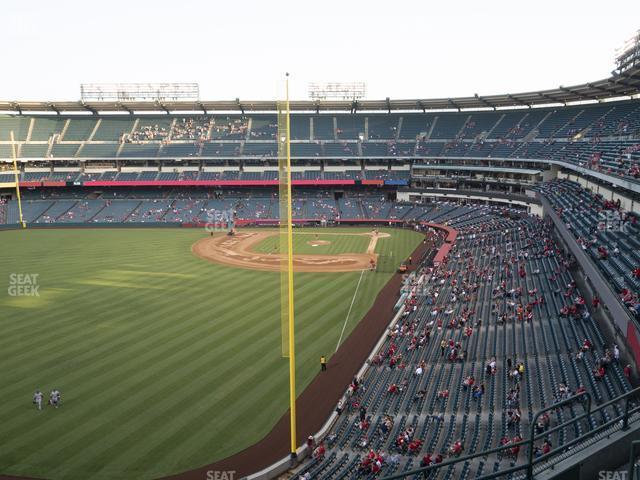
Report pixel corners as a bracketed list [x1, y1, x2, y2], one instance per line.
[3, 0, 639, 101]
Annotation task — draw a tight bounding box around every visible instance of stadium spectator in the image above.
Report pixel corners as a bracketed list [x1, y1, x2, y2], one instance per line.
[449, 439, 464, 456]
[312, 442, 325, 460]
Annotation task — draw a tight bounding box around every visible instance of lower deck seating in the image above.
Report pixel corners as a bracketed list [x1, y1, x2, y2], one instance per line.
[1, 192, 527, 227]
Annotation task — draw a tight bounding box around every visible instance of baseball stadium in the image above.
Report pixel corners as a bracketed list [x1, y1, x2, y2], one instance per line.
[2, 4, 640, 480]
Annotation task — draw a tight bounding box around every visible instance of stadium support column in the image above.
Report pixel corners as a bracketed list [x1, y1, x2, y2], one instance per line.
[10, 131, 26, 229]
[278, 74, 297, 460]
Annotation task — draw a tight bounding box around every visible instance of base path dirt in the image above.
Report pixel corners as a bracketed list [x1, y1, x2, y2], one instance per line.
[191, 229, 390, 273]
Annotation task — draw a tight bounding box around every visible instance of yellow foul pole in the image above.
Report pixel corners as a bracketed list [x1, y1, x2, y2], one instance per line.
[285, 73, 297, 458]
[10, 131, 26, 228]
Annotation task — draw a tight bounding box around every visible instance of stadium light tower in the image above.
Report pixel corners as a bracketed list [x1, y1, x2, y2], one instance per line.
[308, 81, 366, 100]
[80, 83, 200, 102]
[615, 29, 640, 74]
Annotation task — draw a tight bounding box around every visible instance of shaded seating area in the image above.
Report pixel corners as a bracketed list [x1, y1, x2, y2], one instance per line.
[536, 180, 640, 319]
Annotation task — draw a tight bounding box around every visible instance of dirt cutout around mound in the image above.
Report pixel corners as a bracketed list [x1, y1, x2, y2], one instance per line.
[192, 229, 390, 273]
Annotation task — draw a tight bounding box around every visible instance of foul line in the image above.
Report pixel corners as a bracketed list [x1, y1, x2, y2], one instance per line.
[335, 268, 366, 352]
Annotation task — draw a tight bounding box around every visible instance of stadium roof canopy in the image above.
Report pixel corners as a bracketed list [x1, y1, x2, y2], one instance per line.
[2, 66, 640, 115]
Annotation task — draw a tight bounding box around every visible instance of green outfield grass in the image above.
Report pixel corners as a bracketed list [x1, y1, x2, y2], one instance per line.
[0, 227, 422, 480]
[253, 229, 373, 255]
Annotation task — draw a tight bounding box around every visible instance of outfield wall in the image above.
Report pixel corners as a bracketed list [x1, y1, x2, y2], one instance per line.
[1, 219, 431, 231]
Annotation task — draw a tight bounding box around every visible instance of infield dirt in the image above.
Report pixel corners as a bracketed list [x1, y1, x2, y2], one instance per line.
[191, 230, 389, 272]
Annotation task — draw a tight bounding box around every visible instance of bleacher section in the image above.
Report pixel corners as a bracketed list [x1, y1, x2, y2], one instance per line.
[128, 117, 172, 142]
[92, 118, 135, 141]
[0, 99, 639, 182]
[536, 180, 639, 319]
[63, 118, 98, 141]
[119, 143, 160, 158]
[292, 211, 633, 477]
[30, 117, 66, 141]
[0, 116, 30, 141]
[249, 116, 277, 140]
[313, 116, 335, 140]
[2, 191, 513, 226]
[210, 117, 247, 140]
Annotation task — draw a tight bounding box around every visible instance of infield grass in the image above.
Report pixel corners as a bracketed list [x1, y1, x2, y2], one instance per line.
[0, 227, 422, 480]
[253, 228, 373, 255]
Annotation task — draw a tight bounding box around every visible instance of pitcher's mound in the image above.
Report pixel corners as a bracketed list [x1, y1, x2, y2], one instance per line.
[307, 240, 331, 247]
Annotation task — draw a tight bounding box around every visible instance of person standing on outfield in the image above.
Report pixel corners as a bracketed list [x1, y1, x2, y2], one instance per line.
[33, 390, 43, 410]
[49, 389, 61, 408]
[320, 355, 327, 371]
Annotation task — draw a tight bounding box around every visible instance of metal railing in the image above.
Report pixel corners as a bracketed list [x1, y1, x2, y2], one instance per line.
[628, 440, 640, 480]
[381, 386, 640, 480]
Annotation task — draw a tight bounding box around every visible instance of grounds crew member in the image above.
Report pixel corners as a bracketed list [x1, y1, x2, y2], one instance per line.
[320, 355, 327, 371]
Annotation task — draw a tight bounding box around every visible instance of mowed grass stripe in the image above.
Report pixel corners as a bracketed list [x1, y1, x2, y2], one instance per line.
[0, 234, 382, 406]
[39, 311, 281, 479]
[0, 266, 267, 393]
[108, 274, 362, 475]
[0, 272, 279, 443]
[40, 276, 356, 478]
[2, 268, 342, 466]
[0, 241, 202, 339]
[2, 237, 358, 416]
[58, 272, 357, 474]
[0, 263, 254, 377]
[0, 228, 423, 479]
[124, 356, 294, 477]
[0, 277, 183, 365]
[4, 302, 278, 476]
